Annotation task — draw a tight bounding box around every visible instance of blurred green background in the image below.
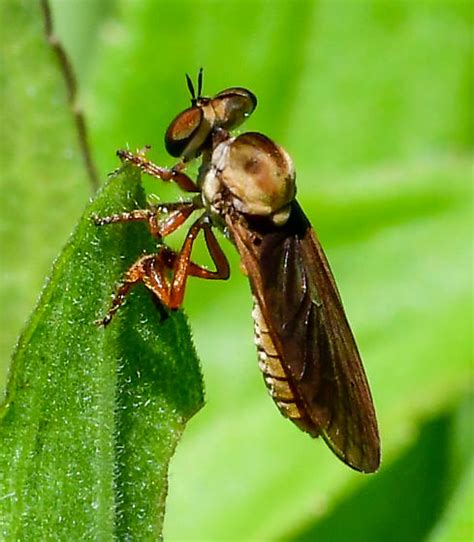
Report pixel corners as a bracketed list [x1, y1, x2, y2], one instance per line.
[1, 1, 472, 540]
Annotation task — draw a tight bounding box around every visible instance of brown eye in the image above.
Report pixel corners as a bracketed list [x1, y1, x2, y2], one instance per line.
[211, 87, 257, 131]
[165, 106, 204, 158]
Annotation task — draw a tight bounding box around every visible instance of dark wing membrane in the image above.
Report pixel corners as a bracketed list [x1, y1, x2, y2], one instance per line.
[227, 201, 380, 472]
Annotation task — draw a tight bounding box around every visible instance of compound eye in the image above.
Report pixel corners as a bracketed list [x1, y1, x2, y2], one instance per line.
[165, 106, 203, 158]
[211, 87, 257, 130]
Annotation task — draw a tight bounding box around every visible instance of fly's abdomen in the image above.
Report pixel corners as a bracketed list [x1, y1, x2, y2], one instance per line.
[252, 299, 319, 436]
[252, 301, 292, 407]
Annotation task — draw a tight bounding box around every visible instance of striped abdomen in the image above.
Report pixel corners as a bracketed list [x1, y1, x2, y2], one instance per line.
[252, 298, 308, 427]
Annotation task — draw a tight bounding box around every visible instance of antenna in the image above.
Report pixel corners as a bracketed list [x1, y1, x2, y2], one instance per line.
[185, 73, 196, 105]
[185, 68, 204, 106]
[197, 67, 203, 98]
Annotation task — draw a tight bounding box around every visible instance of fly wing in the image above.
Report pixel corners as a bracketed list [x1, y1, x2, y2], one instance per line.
[226, 201, 380, 472]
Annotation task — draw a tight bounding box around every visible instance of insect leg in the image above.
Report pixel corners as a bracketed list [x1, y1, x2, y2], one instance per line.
[117, 148, 199, 193]
[155, 218, 230, 309]
[200, 223, 230, 279]
[96, 253, 168, 327]
[166, 217, 212, 309]
[96, 239, 196, 326]
[158, 223, 230, 281]
[93, 201, 197, 239]
[97, 218, 230, 324]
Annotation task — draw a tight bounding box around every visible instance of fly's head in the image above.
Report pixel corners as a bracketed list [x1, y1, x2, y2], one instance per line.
[164, 68, 257, 162]
[164, 70, 295, 227]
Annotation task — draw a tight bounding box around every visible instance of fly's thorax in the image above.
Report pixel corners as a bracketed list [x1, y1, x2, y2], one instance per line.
[201, 132, 296, 226]
[198, 142, 228, 218]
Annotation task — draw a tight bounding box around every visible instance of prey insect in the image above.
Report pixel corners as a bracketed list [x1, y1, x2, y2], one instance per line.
[94, 69, 380, 473]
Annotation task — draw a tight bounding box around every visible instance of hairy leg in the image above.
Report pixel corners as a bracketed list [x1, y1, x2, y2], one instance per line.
[93, 201, 197, 239]
[117, 147, 199, 193]
[97, 218, 230, 325]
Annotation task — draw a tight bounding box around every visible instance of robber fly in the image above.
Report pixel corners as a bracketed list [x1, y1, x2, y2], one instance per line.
[94, 69, 380, 473]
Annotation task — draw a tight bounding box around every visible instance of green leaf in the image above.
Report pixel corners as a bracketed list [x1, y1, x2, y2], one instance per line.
[427, 394, 474, 542]
[0, 166, 204, 540]
[1, 2, 203, 538]
[427, 463, 474, 542]
[0, 0, 90, 384]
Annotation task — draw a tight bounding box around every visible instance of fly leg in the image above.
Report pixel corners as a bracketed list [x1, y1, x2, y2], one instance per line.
[94, 201, 196, 326]
[116, 146, 199, 193]
[158, 220, 230, 309]
[97, 218, 230, 325]
[160, 222, 230, 281]
[92, 201, 197, 239]
[96, 253, 161, 327]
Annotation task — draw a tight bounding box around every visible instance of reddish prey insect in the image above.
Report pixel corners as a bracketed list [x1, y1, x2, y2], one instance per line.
[95, 69, 380, 473]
